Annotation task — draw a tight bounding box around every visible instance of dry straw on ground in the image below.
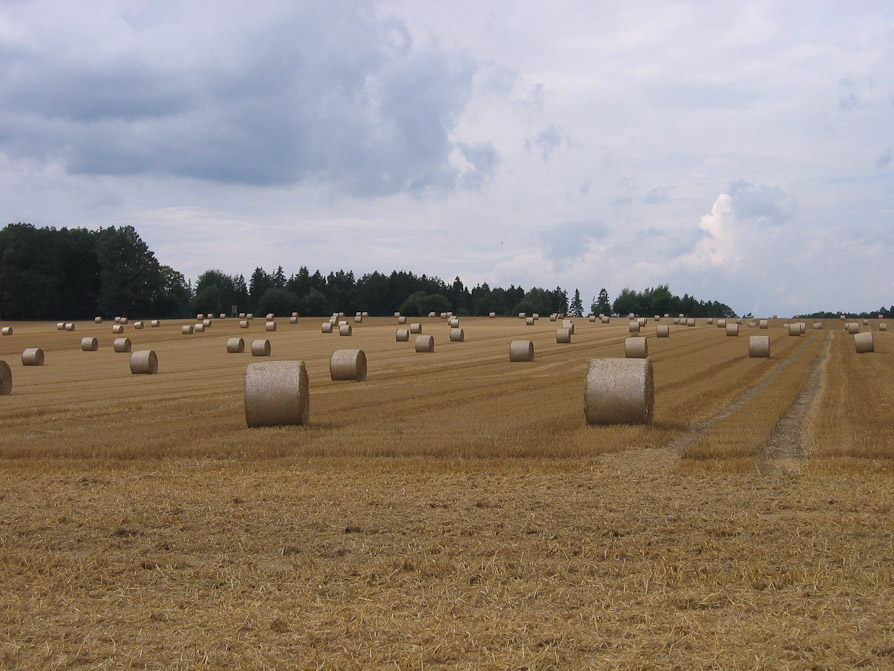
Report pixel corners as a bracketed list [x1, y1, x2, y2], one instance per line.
[329, 349, 368, 382]
[509, 340, 534, 362]
[749, 335, 771, 358]
[244, 360, 309, 427]
[584, 358, 654, 425]
[129, 350, 158, 375]
[251, 339, 271, 357]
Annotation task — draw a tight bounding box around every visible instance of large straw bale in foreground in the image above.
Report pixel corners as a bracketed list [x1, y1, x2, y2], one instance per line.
[0, 360, 11, 395]
[509, 340, 534, 362]
[584, 358, 653, 425]
[130, 350, 158, 374]
[330, 349, 367, 382]
[244, 361, 309, 428]
[749, 335, 770, 358]
[854, 332, 874, 354]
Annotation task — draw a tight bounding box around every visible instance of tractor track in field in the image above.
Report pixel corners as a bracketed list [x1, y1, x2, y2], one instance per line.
[757, 329, 831, 473]
[664, 331, 823, 459]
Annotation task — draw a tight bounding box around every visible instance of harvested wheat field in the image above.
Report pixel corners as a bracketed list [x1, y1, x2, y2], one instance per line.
[0, 316, 892, 669]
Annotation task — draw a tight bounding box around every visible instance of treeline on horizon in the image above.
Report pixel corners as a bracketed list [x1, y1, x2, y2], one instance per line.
[2, 222, 888, 321]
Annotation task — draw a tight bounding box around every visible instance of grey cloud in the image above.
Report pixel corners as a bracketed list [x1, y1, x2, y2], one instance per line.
[838, 78, 859, 111]
[525, 124, 564, 160]
[643, 186, 670, 205]
[0, 4, 480, 196]
[728, 180, 795, 226]
[876, 148, 892, 170]
[457, 142, 500, 190]
[540, 220, 608, 262]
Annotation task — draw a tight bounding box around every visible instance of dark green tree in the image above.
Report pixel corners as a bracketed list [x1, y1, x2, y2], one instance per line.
[569, 288, 584, 317]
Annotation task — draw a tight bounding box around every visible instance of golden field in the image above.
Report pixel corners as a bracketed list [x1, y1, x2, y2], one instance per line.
[0, 315, 892, 669]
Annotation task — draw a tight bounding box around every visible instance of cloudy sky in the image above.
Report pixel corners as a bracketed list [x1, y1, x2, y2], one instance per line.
[1, 1, 892, 315]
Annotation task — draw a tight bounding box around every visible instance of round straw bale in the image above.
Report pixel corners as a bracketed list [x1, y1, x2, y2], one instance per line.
[63, 322, 74, 331]
[687, 318, 696, 327]
[362, 312, 369, 318]
[880, 323, 888, 331]
[601, 316, 610, 324]
[56, 322, 65, 330]
[338, 320, 347, 327]
[415, 335, 435, 352]
[227, 337, 245, 353]
[266, 321, 277, 332]
[339, 324, 352, 336]
[394, 312, 401, 318]
[550, 314, 558, 321]
[526, 316, 534, 326]
[657, 325, 670, 338]
[673, 318, 680, 325]
[409, 323, 422, 334]
[80, 337, 98, 351]
[847, 323, 859, 334]
[120, 318, 128, 324]
[625, 337, 648, 358]
[22, 348, 44, 366]
[509, 340, 534, 362]
[654, 315, 660, 321]
[181, 325, 194, 335]
[707, 318, 714, 324]
[94, 317, 103, 324]
[638, 318, 647, 327]
[749, 321, 757, 328]
[396, 328, 409, 341]
[749, 335, 770, 358]
[194, 323, 205, 333]
[354, 315, 362, 323]
[330, 349, 367, 382]
[441, 313, 448, 319]
[1, 327, 12, 336]
[251, 339, 271, 356]
[589, 315, 596, 322]
[518, 312, 526, 319]
[556, 328, 572, 343]
[879, 314, 883, 319]
[247, 313, 254, 320]
[292, 312, 299, 318]
[203, 319, 211, 328]
[664, 313, 670, 318]
[428, 312, 436, 318]
[151, 320, 160, 327]
[788, 324, 801, 336]
[221, 314, 227, 319]
[449, 328, 464, 342]
[759, 319, 768, 329]
[113, 337, 132, 353]
[240, 320, 249, 329]
[628, 313, 635, 319]
[134, 321, 144, 329]
[196, 313, 203, 320]
[290, 316, 298, 324]
[489, 312, 496, 318]
[717, 319, 726, 328]
[839, 314, 845, 320]
[398, 316, 407, 324]
[735, 318, 742, 325]
[862, 318, 869, 326]
[266, 313, 275, 320]
[628, 321, 640, 333]
[112, 324, 124, 334]
[114, 317, 121, 323]
[449, 317, 460, 328]
[854, 332, 874, 354]
[678, 314, 685, 319]
[244, 361, 309, 427]
[0, 360, 10, 395]
[726, 323, 739, 336]
[813, 322, 822, 330]
[562, 320, 575, 334]
[239, 312, 246, 319]
[783, 323, 789, 329]
[584, 358, 654, 425]
[129, 350, 158, 375]
[321, 322, 333, 333]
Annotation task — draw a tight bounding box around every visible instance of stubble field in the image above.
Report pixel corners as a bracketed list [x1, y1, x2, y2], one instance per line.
[0, 315, 892, 669]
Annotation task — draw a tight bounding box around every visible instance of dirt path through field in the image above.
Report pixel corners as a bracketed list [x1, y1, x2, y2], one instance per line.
[757, 329, 832, 475]
[661, 332, 820, 462]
